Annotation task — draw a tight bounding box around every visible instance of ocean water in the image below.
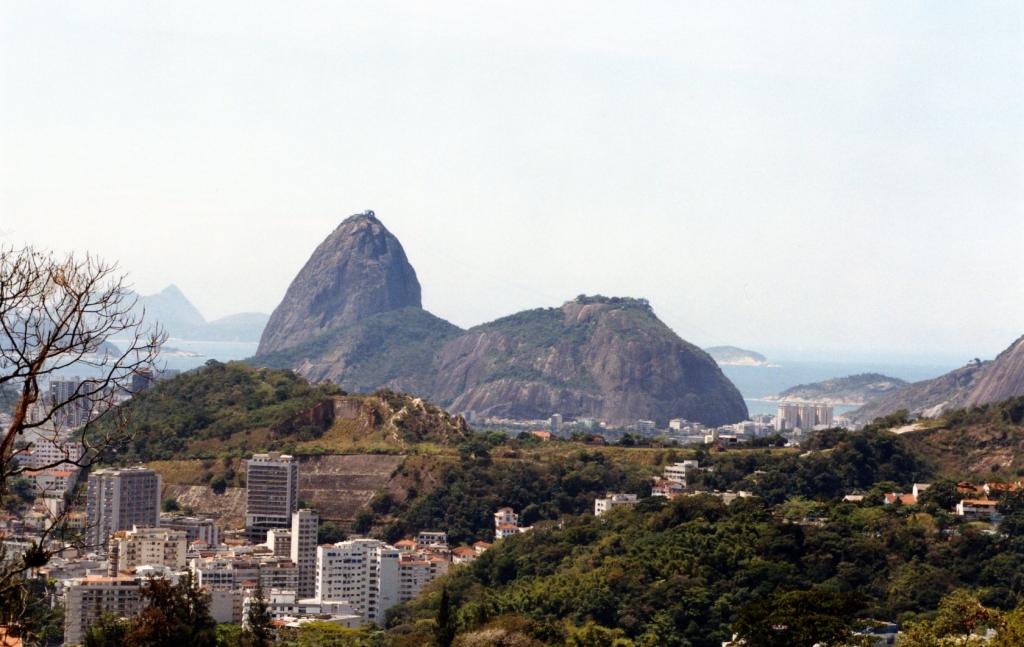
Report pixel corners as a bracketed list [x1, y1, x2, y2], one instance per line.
[151, 339, 260, 372]
[720, 360, 960, 417]
[51, 339, 260, 379]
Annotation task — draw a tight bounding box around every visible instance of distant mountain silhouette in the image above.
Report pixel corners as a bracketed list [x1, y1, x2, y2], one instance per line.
[134, 285, 268, 342]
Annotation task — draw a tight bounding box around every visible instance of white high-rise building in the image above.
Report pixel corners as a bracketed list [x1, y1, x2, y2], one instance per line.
[290, 509, 318, 598]
[316, 539, 400, 624]
[245, 453, 298, 542]
[549, 413, 562, 434]
[776, 403, 834, 431]
[85, 467, 161, 548]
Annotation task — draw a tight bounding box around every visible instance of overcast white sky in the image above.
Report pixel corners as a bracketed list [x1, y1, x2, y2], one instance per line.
[1, 1, 1021, 362]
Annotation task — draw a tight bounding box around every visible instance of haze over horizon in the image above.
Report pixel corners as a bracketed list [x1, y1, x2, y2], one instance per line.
[2, 2, 1021, 362]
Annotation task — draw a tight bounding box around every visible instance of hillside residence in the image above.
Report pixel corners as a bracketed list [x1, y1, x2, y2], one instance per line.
[884, 493, 917, 506]
[955, 499, 1001, 522]
[494, 507, 530, 539]
[983, 481, 1023, 496]
[452, 546, 478, 565]
[415, 531, 448, 548]
[652, 479, 685, 499]
[594, 493, 638, 516]
[663, 460, 699, 485]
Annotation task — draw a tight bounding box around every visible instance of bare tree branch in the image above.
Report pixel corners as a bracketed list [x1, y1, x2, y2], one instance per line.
[0, 245, 166, 637]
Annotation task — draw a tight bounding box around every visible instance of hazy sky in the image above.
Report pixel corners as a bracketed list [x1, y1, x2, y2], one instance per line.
[2, 2, 1021, 362]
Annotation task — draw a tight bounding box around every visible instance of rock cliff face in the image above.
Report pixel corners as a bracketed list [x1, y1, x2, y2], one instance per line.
[852, 335, 1024, 421]
[432, 298, 747, 425]
[253, 214, 749, 426]
[964, 336, 1024, 408]
[257, 212, 422, 355]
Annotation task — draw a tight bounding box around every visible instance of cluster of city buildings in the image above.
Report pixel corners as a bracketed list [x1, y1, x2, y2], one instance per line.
[484, 404, 840, 448]
[0, 449, 508, 645]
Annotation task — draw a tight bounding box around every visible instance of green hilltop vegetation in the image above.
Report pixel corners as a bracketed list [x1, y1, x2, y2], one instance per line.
[97, 360, 470, 463]
[374, 415, 1024, 646]
[900, 395, 1024, 480]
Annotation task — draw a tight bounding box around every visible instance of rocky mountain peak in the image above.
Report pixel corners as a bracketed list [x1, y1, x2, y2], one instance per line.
[257, 212, 422, 355]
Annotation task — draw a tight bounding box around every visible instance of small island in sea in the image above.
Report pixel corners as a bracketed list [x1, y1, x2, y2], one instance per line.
[705, 345, 774, 367]
[765, 372, 908, 406]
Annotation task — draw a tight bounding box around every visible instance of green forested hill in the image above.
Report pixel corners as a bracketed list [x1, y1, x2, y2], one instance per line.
[98, 361, 341, 461]
[387, 489, 1024, 647]
[382, 426, 1024, 646]
[901, 395, 1024, 480]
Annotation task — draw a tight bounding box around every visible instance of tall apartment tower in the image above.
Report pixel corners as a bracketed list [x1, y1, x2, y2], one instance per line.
[775, 403, 834, 431]
[85, 467, 161, 548]
[291, 509, 318, 599]
[245, 453, 298, 542]
[316, 539, 400, 624]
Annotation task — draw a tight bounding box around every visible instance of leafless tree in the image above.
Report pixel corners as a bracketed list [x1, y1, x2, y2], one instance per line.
[0, 245, 165, 637]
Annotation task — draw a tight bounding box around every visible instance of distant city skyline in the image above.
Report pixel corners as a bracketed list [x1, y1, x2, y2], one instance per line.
[2, 2, 1021, 361]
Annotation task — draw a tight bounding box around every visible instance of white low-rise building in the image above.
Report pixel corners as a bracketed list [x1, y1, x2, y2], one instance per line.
[663, 461, 699, 485]
[594, 493, 638, 516]
[242, 589, 359, 628]
[955, 499, 1001, 521]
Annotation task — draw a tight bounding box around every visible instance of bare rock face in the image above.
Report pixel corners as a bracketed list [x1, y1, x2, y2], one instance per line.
[430, 297, 748, 426]
[852, 334, 1024, 421]
[257, 212, 422, 355]
[965, 335, 1024, 407]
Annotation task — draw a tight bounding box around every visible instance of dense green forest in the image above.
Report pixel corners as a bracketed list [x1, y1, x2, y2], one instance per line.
[379, 429, 1024, 645]
[381, 439, 659, 544]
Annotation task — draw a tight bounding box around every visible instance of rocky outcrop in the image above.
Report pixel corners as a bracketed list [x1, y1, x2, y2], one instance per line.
[852, 335, 1024, 421]
[257, 211, 422, 355]
[253, 214, 749, 426]
[965, 336, 1024, 408]
[768, 373, 908, 406]
[432, 298, 747, 426]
